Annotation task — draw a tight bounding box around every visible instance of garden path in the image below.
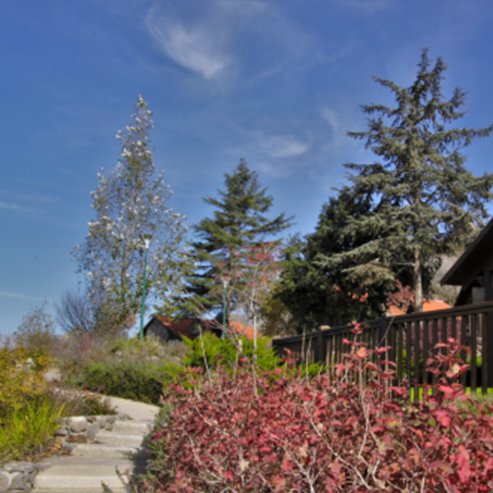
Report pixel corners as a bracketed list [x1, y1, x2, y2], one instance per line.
[32, 395, 159, 493]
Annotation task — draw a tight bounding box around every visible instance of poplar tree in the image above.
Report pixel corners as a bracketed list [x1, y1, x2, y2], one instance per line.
[76, 96, 186, 332]
[183, 160, 291, 319]
[318, 50, 493, 311]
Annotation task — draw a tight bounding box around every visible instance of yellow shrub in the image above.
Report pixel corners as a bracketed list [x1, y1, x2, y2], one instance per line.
[0, 347, 50, 421]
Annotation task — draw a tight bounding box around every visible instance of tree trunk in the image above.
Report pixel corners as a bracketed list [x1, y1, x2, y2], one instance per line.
[413, 245, 423, 312]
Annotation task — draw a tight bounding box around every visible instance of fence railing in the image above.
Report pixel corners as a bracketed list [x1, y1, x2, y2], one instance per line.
[272, 301, 493, 396]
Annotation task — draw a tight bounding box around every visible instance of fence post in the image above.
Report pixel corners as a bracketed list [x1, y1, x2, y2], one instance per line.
[378, 318, 388, 349]
[315, 329, 327, 364]
[485, 310, 493, 390]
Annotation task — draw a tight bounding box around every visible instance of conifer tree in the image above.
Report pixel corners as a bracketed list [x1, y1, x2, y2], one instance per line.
[75, 96, 186, 332]
[318, 50, 493, 311]
[183, 160, 291, 319]
[277, 188, 387, 331]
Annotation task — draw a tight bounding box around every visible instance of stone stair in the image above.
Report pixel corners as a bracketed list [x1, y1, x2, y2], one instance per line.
[32, 396, 159, 493]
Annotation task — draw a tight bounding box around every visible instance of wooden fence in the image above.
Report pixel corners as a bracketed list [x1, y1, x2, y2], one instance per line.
[272, 301, 493, 396]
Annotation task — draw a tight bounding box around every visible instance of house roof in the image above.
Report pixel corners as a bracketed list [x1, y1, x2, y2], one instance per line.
[148, 316, 220, 339]
[145, 316, 255, 340]
[228, 321, 254, 339]
[387, 299, 451, 316]
[441, 219, 493, 286]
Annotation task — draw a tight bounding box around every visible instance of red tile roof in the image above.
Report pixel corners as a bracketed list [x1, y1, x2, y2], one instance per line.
[149, 316, 255, 340]
[387, 299, 451, 316]
[228, 321, 254, 340]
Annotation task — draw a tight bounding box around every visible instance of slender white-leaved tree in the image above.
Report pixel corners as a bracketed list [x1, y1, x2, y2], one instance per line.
[75, 96, 187, 333]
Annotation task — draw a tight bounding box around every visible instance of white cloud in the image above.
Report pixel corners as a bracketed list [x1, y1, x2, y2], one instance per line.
[144, 10, 229, 79]
[0, 190, 59, 204]
[320, 107, 341, 133]
[0, 291, 41, 301]
[0, 200, 38, 213]
[256, 160, 300, 178]
[319, 106, 349, 148]
[259, 135, 309, 158]
[334, 0, 394, 12]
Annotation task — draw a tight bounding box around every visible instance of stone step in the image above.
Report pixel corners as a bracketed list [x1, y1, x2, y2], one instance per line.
[70, 443, 140, 458]
[33, 486, 128, 493]
[112, 420, 153, 434]
[95, 431, 145, 447]
[29, 394, 159, 492]
[34, 457, 140, 492]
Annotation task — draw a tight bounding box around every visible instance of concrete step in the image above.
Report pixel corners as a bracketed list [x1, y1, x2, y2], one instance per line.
[70, 443, 140, 458]
[95, 431, 145, 447]
[34, 457, 139, 492]
[34, 489, 127, 493]
[33, 456, 147, 492]
[31, 394, 159, 492]
[112, 420, 153, 434]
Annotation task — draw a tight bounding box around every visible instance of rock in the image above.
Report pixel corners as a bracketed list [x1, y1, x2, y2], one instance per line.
[3, 463, 36, 474]
[44, 368, 62, 383]
[9, 472, 27, 490]
[66, 433, 88, 444]
[104, 416, 117, 431]
[67, 417, 88, 433]
[0, 472, 10, 493]
[86, 423, 100, 442]
[55, 424, 68, 437]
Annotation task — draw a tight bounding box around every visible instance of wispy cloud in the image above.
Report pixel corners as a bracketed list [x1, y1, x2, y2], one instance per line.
[258, 135, 309, 158]
[0, 291, 41, 302]
[0, 190, 59, 205]
[144, 9, 229, 79]
[0, 189, 59, 214]
[333, 0, 394, 13]
[319, 106, 347, 148]
[143, 0, 313, 83]
[0, 200, 38, 214]
[252, 133, 310, 178]
[256, 160, 301, 178]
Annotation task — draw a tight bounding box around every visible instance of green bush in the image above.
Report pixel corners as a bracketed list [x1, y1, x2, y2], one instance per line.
[81, 360, 186, 405]
[183, 333, 279, 371]
[56, 333, 188, 389]
[0, 395, 65, 463]
[0, 346, 51, 422]
[52, 390, 117, 416]
[110, 336, 187, 363]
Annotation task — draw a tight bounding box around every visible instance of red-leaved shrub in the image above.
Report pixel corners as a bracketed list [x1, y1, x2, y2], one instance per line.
[142, 338, 493, 492]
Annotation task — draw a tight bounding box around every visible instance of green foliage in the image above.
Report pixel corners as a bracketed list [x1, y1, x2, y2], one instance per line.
[111, 335, 188, 362]
[81, 360, 185, 405]
[56, 391, 116, 417]
[183, 333, 279, 371]
[57, 332, 191, 405]
[258, 288, 298, 337]
[181, 159, 291, 318]
[278, 50, 493, 328]
[0, 347, 70, 464]
[0, 346, 50, 422]
[0, 395, 65, 463]
[55, 332, 118, 387]
[278, 190, 390, 331]
[319, 50, 492, 311]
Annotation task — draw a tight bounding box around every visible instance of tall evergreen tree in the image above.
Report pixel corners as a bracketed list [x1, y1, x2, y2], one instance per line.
[183, 160, 291, 319]
[75, 96, 186, 332]
[277, 188, 387, 331]
[318, 50, 493, 311]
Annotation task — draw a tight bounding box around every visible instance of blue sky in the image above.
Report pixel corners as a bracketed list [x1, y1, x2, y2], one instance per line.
[1, 0, 493, 334]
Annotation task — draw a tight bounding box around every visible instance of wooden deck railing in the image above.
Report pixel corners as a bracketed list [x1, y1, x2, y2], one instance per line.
[272, 301, 493, 396]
